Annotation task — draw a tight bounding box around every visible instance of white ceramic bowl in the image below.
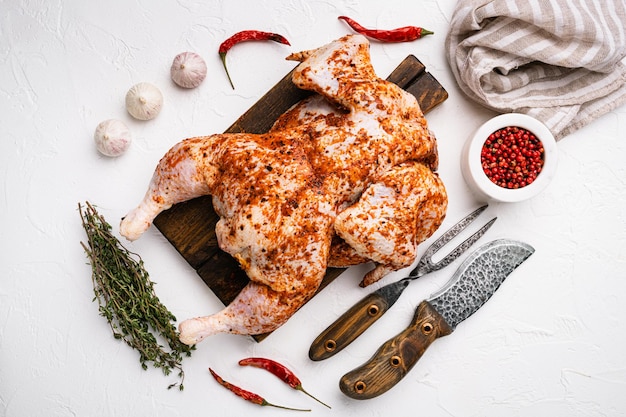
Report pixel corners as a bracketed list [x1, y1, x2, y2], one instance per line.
[461, 113, 558, 203]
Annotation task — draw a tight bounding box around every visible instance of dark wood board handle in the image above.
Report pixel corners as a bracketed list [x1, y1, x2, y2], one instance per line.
[152, 56, 448, 340]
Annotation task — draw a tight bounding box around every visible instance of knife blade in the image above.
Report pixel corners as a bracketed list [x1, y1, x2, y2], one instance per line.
[338, 238, 534, 400]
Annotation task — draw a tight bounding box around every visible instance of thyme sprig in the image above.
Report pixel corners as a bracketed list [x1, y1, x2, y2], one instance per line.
[79, 201, 194, 390]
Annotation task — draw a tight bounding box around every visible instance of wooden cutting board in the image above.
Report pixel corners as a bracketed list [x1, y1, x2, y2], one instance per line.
[153, 55, 448, 340]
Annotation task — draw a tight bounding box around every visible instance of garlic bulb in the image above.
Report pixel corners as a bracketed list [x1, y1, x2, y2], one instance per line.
[125, 82, 163, 120]
[94, 119, 132, 157]
[171, 52, 207, 88]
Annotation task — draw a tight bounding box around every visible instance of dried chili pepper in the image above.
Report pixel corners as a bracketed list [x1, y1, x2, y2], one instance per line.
[209, 368, 310, 412]
[238, 357, 331, 409]
[218, 30, 291, 89]
[338, 16, 433, 42]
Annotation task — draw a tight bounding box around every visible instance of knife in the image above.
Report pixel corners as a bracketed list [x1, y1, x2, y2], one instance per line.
[338, 238, 534, 400]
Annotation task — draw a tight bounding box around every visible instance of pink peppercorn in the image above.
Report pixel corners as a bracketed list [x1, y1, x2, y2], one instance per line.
[480, 126, 545, 189]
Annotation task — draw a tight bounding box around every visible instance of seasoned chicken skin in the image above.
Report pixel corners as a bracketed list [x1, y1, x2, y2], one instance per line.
[119, 35, 447, 344]
[332, 162, 447, 287]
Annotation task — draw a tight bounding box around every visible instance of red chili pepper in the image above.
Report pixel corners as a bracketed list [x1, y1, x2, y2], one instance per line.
[238, 357, 331, 409]
[338, 16, 433, 42]
[218, 30, 291, 89]
[209, 368, 310, 411]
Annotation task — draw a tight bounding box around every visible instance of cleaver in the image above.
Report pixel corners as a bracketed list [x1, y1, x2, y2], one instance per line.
[339, 238, 534, 400]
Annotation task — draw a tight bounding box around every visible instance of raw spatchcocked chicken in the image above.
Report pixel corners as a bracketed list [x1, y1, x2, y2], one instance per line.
[120, 34, 448, 345]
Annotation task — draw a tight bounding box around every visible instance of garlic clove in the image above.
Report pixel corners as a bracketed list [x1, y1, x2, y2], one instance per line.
[125, 82, 163, 120]
[171, 52, 207, 88]
[94, 119, 132, 157]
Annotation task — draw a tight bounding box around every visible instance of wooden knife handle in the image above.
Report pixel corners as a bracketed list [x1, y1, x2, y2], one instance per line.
[339, 300, 452, 400]
[309, 292, 392, 361]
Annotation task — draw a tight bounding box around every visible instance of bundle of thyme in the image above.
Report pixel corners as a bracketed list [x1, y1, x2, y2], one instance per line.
[79, 201, 194, 390]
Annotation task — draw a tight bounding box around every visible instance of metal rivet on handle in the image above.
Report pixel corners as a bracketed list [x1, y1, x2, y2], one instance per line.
[367, 304, 380, 316]
[422, 322, 433, 335]
[390, 355, 402, 367]
[354, 381, 367, 394]
[324, 339, 337, 352]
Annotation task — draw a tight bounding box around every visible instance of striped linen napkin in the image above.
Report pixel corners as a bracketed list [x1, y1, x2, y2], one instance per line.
[446, 0, 626, 140]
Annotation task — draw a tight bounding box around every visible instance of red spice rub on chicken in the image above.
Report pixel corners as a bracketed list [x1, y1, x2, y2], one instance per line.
[119, 35, 447, 345]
